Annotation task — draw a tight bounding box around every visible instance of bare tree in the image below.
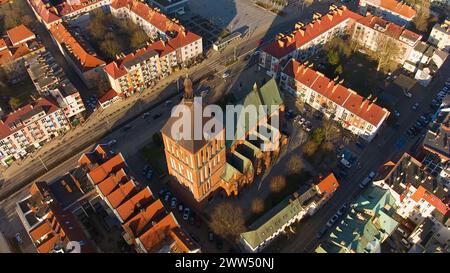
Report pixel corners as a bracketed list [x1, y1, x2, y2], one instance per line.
[251, 198, 265, 215]
[303, 140, 319, 157]
[322, 118, 341, 143]
[209, 201, 246, 241]
[369, 36, 401, 72]
[287, 154, 303, 175]
[412, 0, 431, 33]
[269, 175, 287, 193]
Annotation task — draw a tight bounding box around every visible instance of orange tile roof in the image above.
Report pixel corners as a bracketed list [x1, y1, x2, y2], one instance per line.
[6, 25, 35, 46]
[282, 59, 390, 126]
[98, 88, 125, 104]
[123, 199, 165, 237]
[78, 144, 110, 167]
[115, 187, 154, 222]
[0, 97, 60, 139]
[316, 173, 339, 198]
[263, 6, 362, 59]
[0, 38, 6, 50]
[411, 186, 450, 216]
[36, 234, 61, 253]
[356, 14, 421, 43]
[29, 220, 53, 242]
[105, 180, 136, 209]
[87, 154, 127, 185]
[137, 212, 179, 251]
[97, 168, 128, 196]
[365, 0, 416, 19]
[49, 23, 105, 72]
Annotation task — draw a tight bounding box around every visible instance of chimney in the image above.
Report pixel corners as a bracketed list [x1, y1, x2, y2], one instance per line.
[277, 39, 285, 47]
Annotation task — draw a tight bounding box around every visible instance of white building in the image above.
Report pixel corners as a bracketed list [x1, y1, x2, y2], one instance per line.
[0, 98, 70, 166]
[358, 0, 416, 26]
[428, 20, 450, 52]
[280, 59, 390, 142]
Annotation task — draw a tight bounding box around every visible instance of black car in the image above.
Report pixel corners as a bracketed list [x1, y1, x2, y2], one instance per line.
[316, 227, 328, 239]
[121, 125, 133, 132]
[153, 113, 162, 119]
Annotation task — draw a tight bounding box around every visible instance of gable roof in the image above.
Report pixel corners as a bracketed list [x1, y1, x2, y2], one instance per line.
[316, 173, 339, 198]
[6, 25, 35, 46]
[365, 0, 416, 20]
[87, 153, 127, 185]
[282, 59, 390, 126]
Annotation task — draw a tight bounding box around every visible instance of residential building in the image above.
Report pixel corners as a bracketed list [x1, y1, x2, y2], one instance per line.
[358, 0, 416, 26]
[259, 5, 362, 77]
[240, 173, 339, 252]
[16, 181, 95, 253]
[316, 185, 401, 253]
[49, 22, 106, 89]
[403, 41, 448, 86]
[428, 19, 450, 52]
[98, 89, 125, 109]
[280, 59, 390, 141]
[259, 5, 422, 77]
[148, 0, 189, 15]
[422, 108, 450, 162]
[374, 153, 450, 225]
[161, 77, 286, 204]
[105, 0, 202, 95]
[27, 0, 112, 28]
[0, 24, 44, 81]
[407, 217, 450, 253]
[26, 50, 86, 124]
[351, 14, 422, 64]
[78, 146, 200, 253]
[0, 98, 70, 166]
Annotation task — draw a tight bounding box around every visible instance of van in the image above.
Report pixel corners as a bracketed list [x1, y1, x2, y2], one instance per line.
[359, 177, 371, 189]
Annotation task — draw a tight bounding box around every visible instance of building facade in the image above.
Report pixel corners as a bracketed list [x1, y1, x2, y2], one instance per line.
[358, 0, 416, 26]
[0, 98, 70, 166]
[280, 59, 390, 141]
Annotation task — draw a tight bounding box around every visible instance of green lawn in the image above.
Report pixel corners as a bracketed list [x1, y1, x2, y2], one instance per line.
[140, 142, 167, 177]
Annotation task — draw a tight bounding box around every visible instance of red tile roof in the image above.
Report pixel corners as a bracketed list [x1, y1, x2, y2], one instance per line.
[364, 0, 416, 19]
[316, 173, 339, 198]
[123, 199, 165, 238]
[282, 59, 390, 126]
[411, 186, 450, 216]
[356, 14, 421, 43]
[78, 144, 110, 167]
[87, 154, 127, 185]
[115, 187, 154, 222]
[49, 23, 105, 72]
[263, 6, 362, 59]
[106, 180, 136, 208]
[0, 97, 60, 140]
[98, 88, 125, 104]
[137, 212, 179, 251]
[6, 25, 35, 46]
[97, 168, 128, 196]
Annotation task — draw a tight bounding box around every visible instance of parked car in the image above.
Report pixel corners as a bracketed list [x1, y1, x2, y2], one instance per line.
[368, 171, 377, 180]
[152, 113, 162, 119]
[178, 204, 184, 212]
[326, 214, 339, 227]
[183, 208, 190, 221]
[189, 233, 200, 243]
[337, 204, 348, 216]
[359, 177, 372, 189]
[208, 231, 214, 242]
[146, 169, 153, 180]
[107, 139, 117, 146]
[340, 158, 352, 169]
[142, 112, 150, 119]
[316, 227, 328, 239]
[411, 102, 419, 111]
[171, 197, 177, 208]
[142, 165, 149, 175]
[165, 100, 173, 107]
[164, 192, 171, 202]
[394, 110, 400, 117]
[15, 233, 23, 245]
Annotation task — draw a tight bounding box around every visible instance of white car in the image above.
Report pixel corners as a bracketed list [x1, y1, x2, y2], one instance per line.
[170, 197, 177, 208]
[368, 171, 377, 179]
[107, 139, 117, 146]
[183, 208, 190, 221]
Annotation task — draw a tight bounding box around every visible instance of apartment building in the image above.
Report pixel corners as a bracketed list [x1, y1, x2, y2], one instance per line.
[16, 181, 95, 253]
[0, 98, 70, 166]
[428, 19, 450, 52]
[105, 0, 202, 95]
[259, 5, 361, 77]
[27, 0, 112, 28]
[0, 24, 44, 81]
[79, 145, 200, 253]
[280, 59, 390, 141]
[49, 22, 106, 89]
[359, 0, 416, 26]
[374, 153, 450, 225]
[26, 50, 86, 123]
[351, 14, 422, 64]
[241, 173, 339, 253]
[148, 0, 189, 15]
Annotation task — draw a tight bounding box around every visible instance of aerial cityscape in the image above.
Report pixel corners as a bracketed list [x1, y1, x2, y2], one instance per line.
[0, 0, 449, 259]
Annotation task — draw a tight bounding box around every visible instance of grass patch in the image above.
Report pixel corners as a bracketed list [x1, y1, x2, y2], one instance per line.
[140, 142, 167, 178]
